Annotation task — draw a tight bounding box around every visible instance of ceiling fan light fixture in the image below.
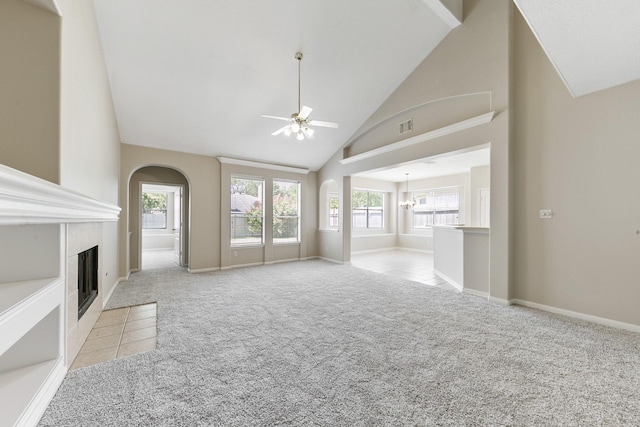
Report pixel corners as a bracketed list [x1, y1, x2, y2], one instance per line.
[261, 51, 338, 140]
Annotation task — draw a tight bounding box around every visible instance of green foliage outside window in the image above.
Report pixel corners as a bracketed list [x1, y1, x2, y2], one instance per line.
[142, 192, 167, 211]
[231, 177, 264, 243]
[273, 181, 299, 240]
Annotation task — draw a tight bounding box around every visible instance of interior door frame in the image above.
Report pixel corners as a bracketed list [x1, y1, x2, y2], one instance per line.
[139, 181, 186, 269]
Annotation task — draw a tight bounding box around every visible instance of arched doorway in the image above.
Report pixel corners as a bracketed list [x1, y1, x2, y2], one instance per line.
[128, 166, 190, 271]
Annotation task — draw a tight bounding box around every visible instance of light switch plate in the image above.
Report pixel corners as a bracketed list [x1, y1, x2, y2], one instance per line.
[539, 209, 553, 219]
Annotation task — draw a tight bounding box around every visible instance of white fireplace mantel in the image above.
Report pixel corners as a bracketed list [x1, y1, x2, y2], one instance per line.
[0, 164, 120, 225]
[0, 163, 120, 427]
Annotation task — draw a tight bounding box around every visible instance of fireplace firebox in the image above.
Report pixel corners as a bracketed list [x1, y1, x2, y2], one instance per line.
[78, 245, 98, 319]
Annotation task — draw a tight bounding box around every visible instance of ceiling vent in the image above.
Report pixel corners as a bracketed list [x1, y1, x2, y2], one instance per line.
[399, 119, 413, 134]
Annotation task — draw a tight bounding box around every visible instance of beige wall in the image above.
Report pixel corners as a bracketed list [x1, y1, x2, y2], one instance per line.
[512, 10, 640, 326]
[120, 145, 318, 275]
[0, 0, 60, 183]
[220, 162, 318, 269]
[120, 144, 220, 276]
[0, 1, 121, 300]
[318, 0, 511, 301]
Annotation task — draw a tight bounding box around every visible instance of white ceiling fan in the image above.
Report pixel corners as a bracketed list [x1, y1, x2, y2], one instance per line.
[261, 52, 339, 141]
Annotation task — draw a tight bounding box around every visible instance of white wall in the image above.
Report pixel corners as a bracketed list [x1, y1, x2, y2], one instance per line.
[469, 165, 490, 227]
[57, 0, 121, 295]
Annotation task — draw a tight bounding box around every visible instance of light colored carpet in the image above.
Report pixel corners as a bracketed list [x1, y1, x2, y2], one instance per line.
[40, 260, 640, 426]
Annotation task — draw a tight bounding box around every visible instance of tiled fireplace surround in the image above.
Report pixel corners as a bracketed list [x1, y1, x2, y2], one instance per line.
[66, 222, 104, 366]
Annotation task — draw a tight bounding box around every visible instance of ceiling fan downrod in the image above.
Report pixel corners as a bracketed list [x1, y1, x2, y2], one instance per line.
[295, 51, 303, 116]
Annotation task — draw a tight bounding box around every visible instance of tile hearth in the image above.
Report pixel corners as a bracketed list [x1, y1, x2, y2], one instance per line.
[70, 303, 157, 370]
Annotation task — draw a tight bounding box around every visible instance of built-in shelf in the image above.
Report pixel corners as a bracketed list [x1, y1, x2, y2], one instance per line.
[0, 163, 120, 427]
[0, 278, 63, 357]
[0, 359, 65, 427]
[0, 278, 60, 319]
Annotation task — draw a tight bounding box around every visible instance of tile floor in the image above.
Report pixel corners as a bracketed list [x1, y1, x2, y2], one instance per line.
[70, 302, 158, 370]
[350, 249, 459, 292]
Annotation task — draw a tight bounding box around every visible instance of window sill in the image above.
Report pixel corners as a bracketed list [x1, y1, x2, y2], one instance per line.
[273, 241, 301, 246]
[318, 228, 340, 233]
[230, 243, 265, 249]
[351, 233, 395, 238]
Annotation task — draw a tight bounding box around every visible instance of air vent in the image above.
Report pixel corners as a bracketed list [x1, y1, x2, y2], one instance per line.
[399, 119, 413, 134]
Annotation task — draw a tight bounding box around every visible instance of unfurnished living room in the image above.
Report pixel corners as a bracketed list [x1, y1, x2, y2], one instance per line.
[1, 0, 640, 426]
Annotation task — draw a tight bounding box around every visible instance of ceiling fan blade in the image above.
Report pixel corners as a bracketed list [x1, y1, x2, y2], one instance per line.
[261, 115, 291, 122]
[298, 105, 313, 119]
[271, 125, 290, 136]
[308, 120, 339, 128]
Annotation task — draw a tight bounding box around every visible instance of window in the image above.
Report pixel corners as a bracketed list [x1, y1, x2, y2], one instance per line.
[141, 192, 167, 229]
[328, 193, 339, 228]
[230, 176, 264, 245]
[412, 187, 460, 228]
[273, 180, 300, 243]
[352, 190, 384, 229]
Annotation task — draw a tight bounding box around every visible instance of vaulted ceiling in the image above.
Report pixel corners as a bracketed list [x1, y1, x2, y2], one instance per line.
[33, 0, 638, 176]
[513, 0, 640, 97]
[92, 0, 461, 171]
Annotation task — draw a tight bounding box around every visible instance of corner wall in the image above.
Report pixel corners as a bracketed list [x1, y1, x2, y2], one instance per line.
[512, 10, 640, 326]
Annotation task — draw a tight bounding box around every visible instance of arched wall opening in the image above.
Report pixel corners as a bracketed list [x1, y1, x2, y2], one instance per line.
[128, 166, 190, 272]
[319, 179, 339, 230]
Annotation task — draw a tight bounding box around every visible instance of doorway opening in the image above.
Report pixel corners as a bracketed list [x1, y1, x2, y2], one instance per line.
[140, 183, 184, 270]
[348, 144, 490, 289]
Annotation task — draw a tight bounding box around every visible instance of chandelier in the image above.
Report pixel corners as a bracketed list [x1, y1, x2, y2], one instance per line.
[399, 173, 415, 210]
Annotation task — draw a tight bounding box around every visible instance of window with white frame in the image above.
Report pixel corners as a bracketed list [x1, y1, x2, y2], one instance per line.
[412, 187, 461, 227]
[141, 192, 168, 229]
[273, 179, 300, 243]
[328, 192, 339, 228]
[230, 176, 264, 245]
[352, 190, 384, 229]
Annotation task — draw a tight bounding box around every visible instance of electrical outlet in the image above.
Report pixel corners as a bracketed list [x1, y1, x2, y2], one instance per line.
[539, 209, 553, 219]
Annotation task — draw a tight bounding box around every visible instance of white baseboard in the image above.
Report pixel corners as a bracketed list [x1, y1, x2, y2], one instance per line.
[433, 269, 463, 292]
[20, 358, 67, 427]
[264, 258, 303, 265]
[196, 258, 325, 272]
[102, 277, 125, 308]
[489, 296, 511, 306]
[511, 298, 640, 333]
[187, 267, 220, 274]
[317, 256, 345, 264]
[463, 288, 489, 299]
[220, 262, 264, 271]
